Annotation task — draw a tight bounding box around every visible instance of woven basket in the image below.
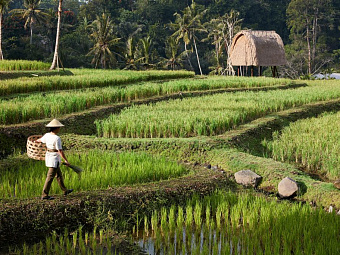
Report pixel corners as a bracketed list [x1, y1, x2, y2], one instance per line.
[27, 135, 46, 161]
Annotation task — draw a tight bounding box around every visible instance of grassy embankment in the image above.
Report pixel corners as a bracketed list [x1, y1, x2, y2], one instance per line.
[1, 74, 340, 253]
[0, 69, 194, 96]
[96, 82, 340, 138]
[0, 75, 292, 125]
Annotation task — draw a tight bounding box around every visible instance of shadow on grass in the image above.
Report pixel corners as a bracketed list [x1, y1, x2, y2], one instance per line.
[297, 181, 308, 196]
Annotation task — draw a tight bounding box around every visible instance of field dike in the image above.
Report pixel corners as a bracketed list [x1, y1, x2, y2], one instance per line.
[0, 83, 304, 158]
[1, 84, 340, 252]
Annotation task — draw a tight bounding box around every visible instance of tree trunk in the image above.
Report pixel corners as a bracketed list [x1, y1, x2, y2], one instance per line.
[184, 42, 193, 71]
[214, 34, 220, 71]
[312, 11, 318, 71]
[50, 0, 63, 70]
[306, 29, 311, 75]
[306, 18, 312, 75]
[193, 37, 203, 75]
[0, 12, 3, 60]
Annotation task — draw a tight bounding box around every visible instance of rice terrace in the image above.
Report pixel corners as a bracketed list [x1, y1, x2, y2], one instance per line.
[0, 58, 339, 255]
[0, 0, 340, 254]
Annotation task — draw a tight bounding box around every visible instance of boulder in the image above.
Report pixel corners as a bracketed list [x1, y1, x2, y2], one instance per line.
[278, 177, 299, 198]
[234, 170, 262, 188]
[333, 179, 340, 190]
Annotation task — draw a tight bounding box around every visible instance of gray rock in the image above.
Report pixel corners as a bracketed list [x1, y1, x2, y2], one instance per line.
[333, 179, 340, 190]
[234, 170, 262, 187]
[278, 177, 299, 198]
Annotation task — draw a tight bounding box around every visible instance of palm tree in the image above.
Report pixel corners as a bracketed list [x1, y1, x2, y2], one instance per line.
[50, 0, 62, 70]
[204, 10, 242, 75]
[171, 1, 207, 75]
[138, 36, 153, 67]
[88, 13, 120, 69]
[159, 37, 188, 71]
[123, 27, 142, 70]
[10, 0, 46, 45]
[222, 10, 242, 75]
[124, 36, 143, 70]
[204, 19, 225, 75]
[0, 0, 12, 60]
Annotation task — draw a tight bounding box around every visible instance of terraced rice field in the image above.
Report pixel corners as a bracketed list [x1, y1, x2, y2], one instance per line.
[0, 150, 188, 199]
[265, 111, 340, 180]
[96, 83, 340, 138]
[1, 63, 339, 254]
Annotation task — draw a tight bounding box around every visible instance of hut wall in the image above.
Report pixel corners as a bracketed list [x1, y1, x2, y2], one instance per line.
[229, 30, 287, 67]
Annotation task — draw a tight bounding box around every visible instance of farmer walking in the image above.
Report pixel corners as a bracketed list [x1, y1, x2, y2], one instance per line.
[35, 119, 73, 200]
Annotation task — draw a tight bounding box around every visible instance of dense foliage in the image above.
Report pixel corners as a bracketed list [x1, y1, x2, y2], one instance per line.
[1, 0, 339, 77]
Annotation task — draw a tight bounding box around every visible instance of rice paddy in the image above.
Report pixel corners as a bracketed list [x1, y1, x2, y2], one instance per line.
[135, 191, 340, 254]
[0, 69, 194, 96]
[0, 60, 50, 71]
[2, 69, 340, 254]
[10, 228, 124, 255]
[96, 82, 340, 138]
[0, 76, 292, 125]
[265, 111, 340, 180]
[11, 191, 340, 254]
[0, 150, 188, 199]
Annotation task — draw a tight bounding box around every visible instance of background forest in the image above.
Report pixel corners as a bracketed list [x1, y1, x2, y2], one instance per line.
[1, 0, 340, 78]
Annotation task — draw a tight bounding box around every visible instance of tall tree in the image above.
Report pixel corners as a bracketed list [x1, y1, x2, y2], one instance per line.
[123, 27, 142, 70]
[124, 35, 143, 70]
[50, 0, 62, 70]
[287, 0, 333, 75]
[11, 0, 46, 45]
[159, 36, 188, 71]
[0, 0, 12, 59]
[205, 10, 242, 75]
[88, 13, 120, 69]
[171, 1, 207, 75]
[138, 36, 153, 67]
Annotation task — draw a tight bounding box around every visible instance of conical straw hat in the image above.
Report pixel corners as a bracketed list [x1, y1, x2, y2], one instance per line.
[46, 119, 64, 127]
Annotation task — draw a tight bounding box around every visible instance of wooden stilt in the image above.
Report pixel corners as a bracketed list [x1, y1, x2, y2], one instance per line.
[58, 55, 65, 72]
[275, 66, 278, 78]
[251, 66, 254, 77]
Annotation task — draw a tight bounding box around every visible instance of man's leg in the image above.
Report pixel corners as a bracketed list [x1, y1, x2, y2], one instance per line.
[55, 167, 68, 193]
[42, 167, 57, 198]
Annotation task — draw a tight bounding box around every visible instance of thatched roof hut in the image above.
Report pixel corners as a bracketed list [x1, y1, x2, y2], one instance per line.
[229, 30, 287, 67]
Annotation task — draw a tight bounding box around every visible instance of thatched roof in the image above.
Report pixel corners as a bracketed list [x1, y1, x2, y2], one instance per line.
[229, 30, 287, 66]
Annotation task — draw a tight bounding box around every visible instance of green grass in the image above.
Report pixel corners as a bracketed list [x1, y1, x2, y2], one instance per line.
[0, 69, 194, 96]
[0, 60, 50, 71]
[0, 75, 293, 125]
[96, 80, 340, 138]
[0, 150, 188, 199]
[265, 111, 340, 180]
